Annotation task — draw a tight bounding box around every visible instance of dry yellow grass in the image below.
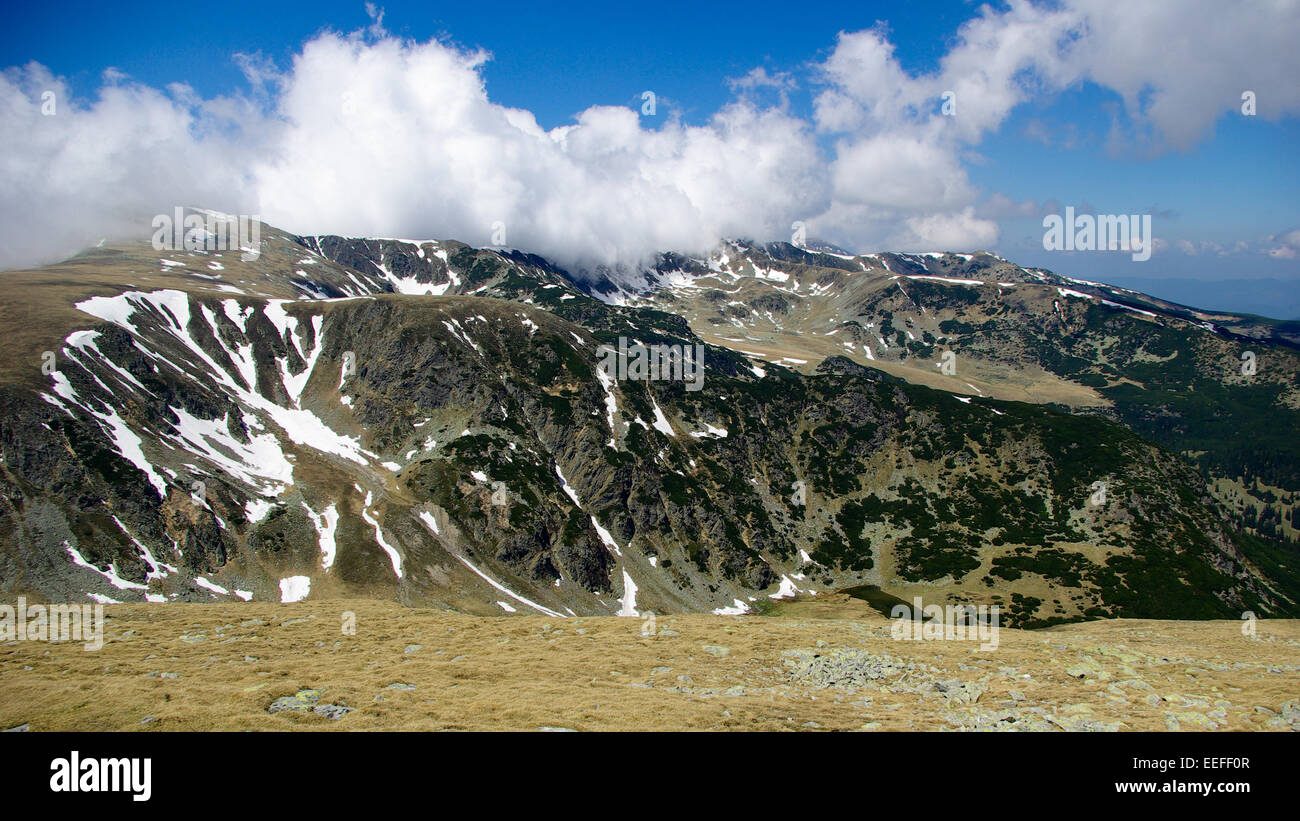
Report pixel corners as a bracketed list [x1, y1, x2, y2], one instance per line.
[1, 596, 1297, 731]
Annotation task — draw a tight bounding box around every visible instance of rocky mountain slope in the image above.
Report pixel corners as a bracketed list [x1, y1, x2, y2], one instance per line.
[627, 242, 1300, 609]
[0, 216, 1295, 626]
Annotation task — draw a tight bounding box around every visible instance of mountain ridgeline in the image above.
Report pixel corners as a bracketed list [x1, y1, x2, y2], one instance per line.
[0, 221, 1296, 627]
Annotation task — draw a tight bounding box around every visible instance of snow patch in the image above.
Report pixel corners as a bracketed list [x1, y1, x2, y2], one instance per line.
[279, 575, 311, 603]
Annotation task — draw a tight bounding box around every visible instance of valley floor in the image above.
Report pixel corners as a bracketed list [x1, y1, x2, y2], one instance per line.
[1, 596, 1297, 732]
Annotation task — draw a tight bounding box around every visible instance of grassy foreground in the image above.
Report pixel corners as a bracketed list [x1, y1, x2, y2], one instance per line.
[1, 596, 1297, 731]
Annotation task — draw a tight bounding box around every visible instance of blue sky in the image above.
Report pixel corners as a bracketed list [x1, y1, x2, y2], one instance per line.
[2, 0, 967, 124]
[3, 1, 1298, 314]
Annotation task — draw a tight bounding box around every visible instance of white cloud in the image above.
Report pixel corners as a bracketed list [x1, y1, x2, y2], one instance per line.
[903, 207, 1001, 251]
[0, 63, 261, 269]
[1265, 229, 1300, 260]
[0, 31, 826, 274]
[1069, 0, 1300, 149]
[0, 1, 1297, 273]
[807, 0, 1300, 253]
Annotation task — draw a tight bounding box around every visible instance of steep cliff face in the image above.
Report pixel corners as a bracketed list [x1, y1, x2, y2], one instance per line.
[0, 225, 1294, 625]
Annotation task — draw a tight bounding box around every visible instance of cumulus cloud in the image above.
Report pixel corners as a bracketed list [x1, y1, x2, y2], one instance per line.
[1, 0, 1297, 274]
[1069, 0, 1300, 150]
[0, 62, 262, 269]
[0, 30, 826, 273]
[252, 31, 828, 271]
[806, 0, 1300, 252]
[1264, 229, 1300, 260]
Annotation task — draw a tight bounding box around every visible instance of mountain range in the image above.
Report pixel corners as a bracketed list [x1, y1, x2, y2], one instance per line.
[1, 214, 1296, 628]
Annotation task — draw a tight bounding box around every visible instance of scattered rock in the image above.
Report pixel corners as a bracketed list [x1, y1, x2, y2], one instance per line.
[934, 679, 986, 704]
[1166, 711, 1218, 730]
[1064, 658, 1109, 680]
[313, 704, 354, 720]
[1051, 714, 1122, 732]
[268, 689, 323, 714]
[1277, 700, 1300, 728]
[784, 647, 914, 688]
[267, 688, 353, 720]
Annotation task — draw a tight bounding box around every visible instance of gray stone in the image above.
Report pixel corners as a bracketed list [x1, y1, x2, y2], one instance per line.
[268, 689, 322, 714]
[313, 703, 354, 720]
[784, 647, 915, 689]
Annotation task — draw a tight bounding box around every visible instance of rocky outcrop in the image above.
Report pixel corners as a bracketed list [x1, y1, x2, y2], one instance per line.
[0, 230, 1294, 622]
